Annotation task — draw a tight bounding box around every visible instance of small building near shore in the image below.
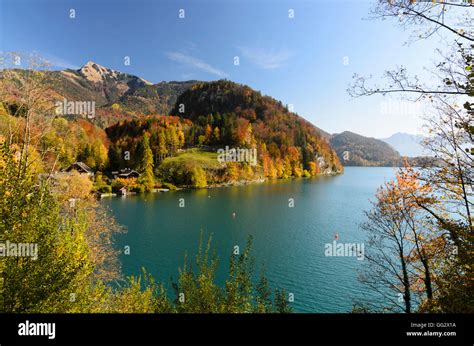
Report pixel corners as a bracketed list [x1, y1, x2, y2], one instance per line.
[118, 186, 128, 196]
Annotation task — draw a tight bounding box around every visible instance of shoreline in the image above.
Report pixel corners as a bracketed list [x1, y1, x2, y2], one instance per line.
[99, 170, 343, 198]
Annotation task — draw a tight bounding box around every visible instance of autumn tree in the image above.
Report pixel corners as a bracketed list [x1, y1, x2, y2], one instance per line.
[157, 129, 168, 162]
[138, 133, 155, 191]
[0, 55, 113, 312]
[351, 0, 473, 313]
[204, 124, 212, 144]
[213, 126, 220, 144]
[359, 177, 416, 313]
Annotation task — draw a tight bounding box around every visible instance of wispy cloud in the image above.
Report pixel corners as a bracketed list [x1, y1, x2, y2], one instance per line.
[0, 52, 79, 70]
[237, 47, 294, 69]
[42, 53, 80, 70]
[165, 51, 227, 78]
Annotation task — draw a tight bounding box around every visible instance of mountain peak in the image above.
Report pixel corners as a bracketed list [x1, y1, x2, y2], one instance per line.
[81, 61, 107, 70]
[77, 61, 152, 85]
[79, 61, 117, 82]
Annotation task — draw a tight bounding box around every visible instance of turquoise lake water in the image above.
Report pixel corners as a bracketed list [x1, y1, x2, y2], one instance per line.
[102, 166, 396, 312]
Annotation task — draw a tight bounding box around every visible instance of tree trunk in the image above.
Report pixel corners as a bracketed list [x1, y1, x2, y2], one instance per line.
[422, 258, 433, 300]
[400, 252, 411, 313]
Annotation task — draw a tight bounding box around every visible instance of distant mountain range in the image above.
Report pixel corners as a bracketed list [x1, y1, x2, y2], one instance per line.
[329, 131, 434, 167]
[380, 132, 426, 157]
[3, 61, 432, 168]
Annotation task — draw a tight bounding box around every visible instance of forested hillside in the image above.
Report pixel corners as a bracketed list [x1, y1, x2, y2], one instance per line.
[1, 63, 343, 192]
[330, 131, 438, 167]
[330, 131, 401, 166]
[170, 80, 342, 175]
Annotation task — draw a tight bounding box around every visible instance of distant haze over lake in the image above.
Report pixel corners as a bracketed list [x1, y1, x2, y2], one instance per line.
[380, 132, 426, 157]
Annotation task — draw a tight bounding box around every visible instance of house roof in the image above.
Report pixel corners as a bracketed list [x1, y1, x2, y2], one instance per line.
[118, 170, 140, 177]
[67, 162, 94, 174]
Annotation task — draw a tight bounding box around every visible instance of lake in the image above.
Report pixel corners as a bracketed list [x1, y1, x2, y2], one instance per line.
[102, 166, 396, 312]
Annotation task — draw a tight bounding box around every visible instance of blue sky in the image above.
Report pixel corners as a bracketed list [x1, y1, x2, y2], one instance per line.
[0, 0, 447, 137]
